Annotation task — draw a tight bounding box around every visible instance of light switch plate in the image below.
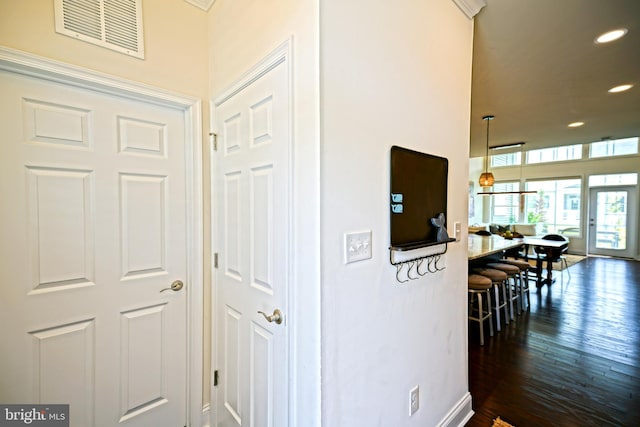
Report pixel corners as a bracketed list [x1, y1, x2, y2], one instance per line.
[454, 221, 462, 241]
[344, 231, 372, 264]
[409, 385, 419, 416]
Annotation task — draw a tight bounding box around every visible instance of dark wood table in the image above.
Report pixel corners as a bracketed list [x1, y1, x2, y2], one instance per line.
[522, 237, 569, 286]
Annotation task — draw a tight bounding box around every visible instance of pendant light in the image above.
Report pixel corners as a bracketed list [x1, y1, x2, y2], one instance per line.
[478, 115, 495, 187]
[477, 138, 537, 196]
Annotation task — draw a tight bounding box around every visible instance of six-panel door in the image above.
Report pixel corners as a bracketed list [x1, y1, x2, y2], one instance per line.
[0, 69, 189, 426]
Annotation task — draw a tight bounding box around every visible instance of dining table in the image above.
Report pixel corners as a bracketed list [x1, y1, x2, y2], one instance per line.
[468, 234, 569, 287]
[520, 237, 569, 286]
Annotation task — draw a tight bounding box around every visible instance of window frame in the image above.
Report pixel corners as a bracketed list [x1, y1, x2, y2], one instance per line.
[524, 177, 583, 238]
[589, 137, 639, 159]
[526, 144, 583, 165]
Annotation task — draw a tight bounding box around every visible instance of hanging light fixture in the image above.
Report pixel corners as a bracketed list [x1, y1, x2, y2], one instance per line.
[474, 114, 537, 197]
[478, 115, 495, 187]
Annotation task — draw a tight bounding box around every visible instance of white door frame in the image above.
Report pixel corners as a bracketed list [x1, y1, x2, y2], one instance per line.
[0, 47, 204, 426]
[210, 39, 297, 425]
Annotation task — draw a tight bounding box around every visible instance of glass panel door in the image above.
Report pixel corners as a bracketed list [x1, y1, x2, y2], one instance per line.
[588, 186, 636, 257]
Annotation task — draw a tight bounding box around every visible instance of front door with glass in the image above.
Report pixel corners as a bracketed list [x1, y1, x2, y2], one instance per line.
[588, 186, 637, 258]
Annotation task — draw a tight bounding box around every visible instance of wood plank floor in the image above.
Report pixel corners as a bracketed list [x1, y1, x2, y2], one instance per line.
[466, 256, 640, 427]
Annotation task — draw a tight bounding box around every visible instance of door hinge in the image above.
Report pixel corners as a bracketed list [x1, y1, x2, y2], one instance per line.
[210, 132, 218, 151]
[214, 369, 219, 386]
[214, 253, 218, 269]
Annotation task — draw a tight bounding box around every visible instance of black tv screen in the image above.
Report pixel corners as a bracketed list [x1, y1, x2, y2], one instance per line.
[390, 146, 448, 249]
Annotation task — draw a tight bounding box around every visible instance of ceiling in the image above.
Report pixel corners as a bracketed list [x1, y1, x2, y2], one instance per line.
[469, 0, 640, 158]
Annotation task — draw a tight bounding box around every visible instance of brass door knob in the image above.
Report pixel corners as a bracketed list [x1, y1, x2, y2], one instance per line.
[160, 280, 184, 293]
[257, 309, 283, 325]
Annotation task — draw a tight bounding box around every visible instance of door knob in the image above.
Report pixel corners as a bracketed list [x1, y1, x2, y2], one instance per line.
[257, 309, 283, 325]
[160, 280, 184, 293]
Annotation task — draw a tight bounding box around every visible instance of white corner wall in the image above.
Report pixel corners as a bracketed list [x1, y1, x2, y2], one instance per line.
[320, 1, 474, 425]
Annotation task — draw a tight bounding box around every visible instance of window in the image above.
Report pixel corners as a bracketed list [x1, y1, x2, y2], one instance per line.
[490, 182, 520, 224]
[589, 137, 638, 158]
[525, 178, 582, 236]
[490, 152, 521, 168]
[589, 173, 638, 187]
[526, 144, 582, 164]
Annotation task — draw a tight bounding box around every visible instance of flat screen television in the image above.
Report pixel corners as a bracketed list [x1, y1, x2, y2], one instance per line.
[390, 146, 449, 250]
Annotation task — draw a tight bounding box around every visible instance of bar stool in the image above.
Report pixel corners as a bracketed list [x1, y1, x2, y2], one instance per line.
[468, 274, 494, 346]
[472, 267, 508, 331]
[486, 262, 520, 320]
[499, 258, 531, 311]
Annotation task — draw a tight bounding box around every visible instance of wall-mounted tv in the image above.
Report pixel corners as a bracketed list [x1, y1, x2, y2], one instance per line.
[390, 146, 449, 250]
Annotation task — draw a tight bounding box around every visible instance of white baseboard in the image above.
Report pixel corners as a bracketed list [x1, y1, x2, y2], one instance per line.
[437, 392, 474, 427]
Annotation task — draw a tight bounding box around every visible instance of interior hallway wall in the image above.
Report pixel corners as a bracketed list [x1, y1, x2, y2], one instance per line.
[319, 0, 474, 425]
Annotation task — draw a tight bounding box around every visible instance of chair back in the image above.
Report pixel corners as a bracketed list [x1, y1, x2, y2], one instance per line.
[542, 234, 568, 242]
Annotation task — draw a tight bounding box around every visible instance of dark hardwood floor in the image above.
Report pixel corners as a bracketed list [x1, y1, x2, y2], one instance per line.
[466, 256, 640, 427]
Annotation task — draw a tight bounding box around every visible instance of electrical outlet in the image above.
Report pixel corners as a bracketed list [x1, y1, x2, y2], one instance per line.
[344, 231, 372, 264]
[409, 385, 419, 416]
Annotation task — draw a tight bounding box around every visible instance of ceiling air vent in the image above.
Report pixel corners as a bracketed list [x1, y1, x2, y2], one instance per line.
[54, 0, 145, 59]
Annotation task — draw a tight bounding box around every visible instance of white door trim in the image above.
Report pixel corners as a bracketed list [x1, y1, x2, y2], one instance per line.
[211, 38, 295, 425]
[0, 46, 204, 427]
[213, 39, 292, 107]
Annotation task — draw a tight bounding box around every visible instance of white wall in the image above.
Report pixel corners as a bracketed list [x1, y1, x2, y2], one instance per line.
[320, 1, 474, 425]
[0, 0, 209, 98]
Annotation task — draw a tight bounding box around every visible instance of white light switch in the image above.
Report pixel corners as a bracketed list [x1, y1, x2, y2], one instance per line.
[454, 221, 461, 241]
[344, 231, 372, 264]
[409, 385, 419, 416]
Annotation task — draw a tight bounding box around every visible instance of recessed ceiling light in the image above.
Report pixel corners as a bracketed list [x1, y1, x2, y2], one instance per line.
[568, 122, 585, 128]
[608, 84, 633, 93]
[595, 28, 628, 44]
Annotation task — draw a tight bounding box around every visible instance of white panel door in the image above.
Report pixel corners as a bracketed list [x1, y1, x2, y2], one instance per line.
[214, 57, 290, 426]
[0, 69, 189, 426]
